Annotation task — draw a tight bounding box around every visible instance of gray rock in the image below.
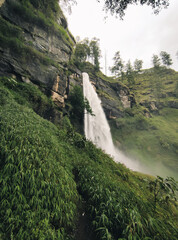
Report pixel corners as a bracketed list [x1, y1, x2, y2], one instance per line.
[86, 72, 135, 119]
[0, 0, 75, 102]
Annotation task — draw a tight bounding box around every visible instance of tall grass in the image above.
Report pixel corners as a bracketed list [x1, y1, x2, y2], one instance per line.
[0, 76, 177, 239]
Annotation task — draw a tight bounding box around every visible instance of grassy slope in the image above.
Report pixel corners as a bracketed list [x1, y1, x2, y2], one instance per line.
[132, 68, 178, 104]
[0, 76, 177, 239]
[110, 67, 178, 180]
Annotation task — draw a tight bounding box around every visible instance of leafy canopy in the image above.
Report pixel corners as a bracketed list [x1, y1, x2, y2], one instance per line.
[134, 59, 143, 72]
[160, 51, 173, 67]
[68, 85, 94, 123]
[64, 0, 169, 19]
[73, 38, 101, 71]
[152, 54, 161, 68]
[103, 0, 169, 18]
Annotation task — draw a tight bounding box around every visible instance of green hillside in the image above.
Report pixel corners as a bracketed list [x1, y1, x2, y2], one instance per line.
[110, 67, 178, 180]
[0, 1, 178, 239]
[0, 75, 177, 239]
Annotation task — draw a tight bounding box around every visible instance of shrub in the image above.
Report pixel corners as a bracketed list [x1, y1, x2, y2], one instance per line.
[68, 86, 94, 123]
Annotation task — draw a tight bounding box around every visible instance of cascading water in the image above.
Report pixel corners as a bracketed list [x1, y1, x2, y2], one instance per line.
[83, 72, 142, 172]
[83, 72, 115, 156]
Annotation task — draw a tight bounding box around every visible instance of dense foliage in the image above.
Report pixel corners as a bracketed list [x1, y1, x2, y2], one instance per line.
[68, 85, 93, 124]
[73, 38, 101, 71]
[103, 0, 169, 18]
[0, 75, 177, 240]
[60, 0, 169, 19]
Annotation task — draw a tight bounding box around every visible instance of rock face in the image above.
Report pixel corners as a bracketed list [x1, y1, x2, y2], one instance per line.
[98, 81, 135, 119]
[0, 1, 134, 117]
[83, 66, 135, 119]
[0, 0, 75, 106]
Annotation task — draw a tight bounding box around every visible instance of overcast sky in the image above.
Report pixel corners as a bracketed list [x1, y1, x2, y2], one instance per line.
[64, 0, 178, 75]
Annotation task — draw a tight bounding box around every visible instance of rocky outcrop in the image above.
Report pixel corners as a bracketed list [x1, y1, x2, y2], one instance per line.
[0, 0, 75, 106]
[83, 66, 136, 119]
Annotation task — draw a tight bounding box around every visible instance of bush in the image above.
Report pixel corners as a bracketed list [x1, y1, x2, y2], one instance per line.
[68, 86, 93, 123]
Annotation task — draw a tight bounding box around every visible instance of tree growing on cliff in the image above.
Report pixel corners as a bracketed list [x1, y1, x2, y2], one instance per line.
[73, 42, 90, 68]
[89, 38, 101, 72]
[110, 51, 124, 78]
[160, 51, 173, 68]
[72, 38, 101, 71]
[69, 86, 93, 123]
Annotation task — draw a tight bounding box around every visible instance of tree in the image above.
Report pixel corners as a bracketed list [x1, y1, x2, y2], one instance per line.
[134, 59, 143, 72]
[125, 60, 134, 85]
[72, 37, 101, 71]
[152, 54, 161, 68]
[110, 51, 124, 78]
[101, 0, 169, 19]
[69, 86, 93, 123]
[82, 38, 91, 61]
[160, 51, 173, 67]
[89, 38, 101, 71]
[73, 42, 90, 68]
[61, 0, 169, 18]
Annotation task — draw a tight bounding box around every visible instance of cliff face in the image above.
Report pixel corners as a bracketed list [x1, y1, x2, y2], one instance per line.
[94, 78, 135, 119]
[81, 63, 135, 119]
[0, 1, 134, 117]
[0, 0, 75, 105]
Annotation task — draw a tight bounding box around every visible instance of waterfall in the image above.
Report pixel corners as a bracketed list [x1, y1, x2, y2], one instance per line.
[83, 72, 115, 156]
[83, 72, 142, 172]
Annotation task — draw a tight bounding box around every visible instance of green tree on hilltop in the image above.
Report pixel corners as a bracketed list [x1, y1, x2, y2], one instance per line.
[134, 59, 143, 72]
[160, 51, 173, 68]
[152, 54, 161, 69]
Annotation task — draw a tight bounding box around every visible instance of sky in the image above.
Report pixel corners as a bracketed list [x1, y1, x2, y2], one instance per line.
[63, 0, 178, 75]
